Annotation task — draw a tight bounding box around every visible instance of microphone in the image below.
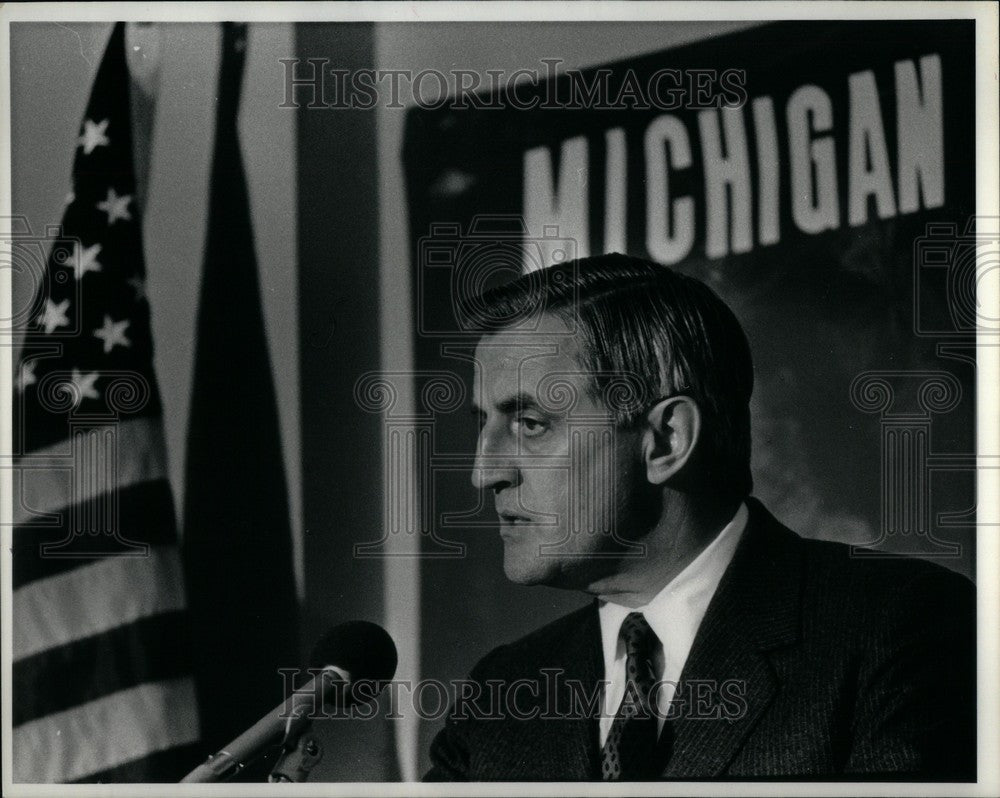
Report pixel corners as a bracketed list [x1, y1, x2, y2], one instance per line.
[181, 621, 397, 783]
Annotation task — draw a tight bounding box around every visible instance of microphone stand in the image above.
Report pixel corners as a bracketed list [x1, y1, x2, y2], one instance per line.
[182, 667, 343, 783]
[267, 691, 326, 783]
[268, 728, 325, 782]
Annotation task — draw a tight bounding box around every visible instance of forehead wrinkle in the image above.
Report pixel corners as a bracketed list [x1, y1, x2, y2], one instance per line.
[476, 328, 588, 411]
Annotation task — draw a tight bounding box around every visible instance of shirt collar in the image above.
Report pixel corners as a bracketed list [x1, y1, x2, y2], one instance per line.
[597, 502, 749, 672]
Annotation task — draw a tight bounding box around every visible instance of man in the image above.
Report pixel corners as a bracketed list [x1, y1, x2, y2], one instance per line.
[425, 253, 976, 781]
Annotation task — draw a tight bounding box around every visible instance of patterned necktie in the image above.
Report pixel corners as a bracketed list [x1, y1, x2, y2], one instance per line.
[601, 612, 661, 780]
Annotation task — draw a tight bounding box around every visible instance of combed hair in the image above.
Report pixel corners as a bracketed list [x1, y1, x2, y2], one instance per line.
[469, 253, 754, 498]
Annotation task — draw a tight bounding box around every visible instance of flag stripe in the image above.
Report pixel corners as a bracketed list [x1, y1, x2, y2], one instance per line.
[14, 545, 185, 660]
[13, 610, 193, 726]
[16, 357, 167, 465]
[14, 416, 169, 526]
[12, 678, 200, 783]
[12, 479, 179, 589]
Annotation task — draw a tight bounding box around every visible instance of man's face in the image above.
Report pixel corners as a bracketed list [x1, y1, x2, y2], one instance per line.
[472, 313, 658, 588]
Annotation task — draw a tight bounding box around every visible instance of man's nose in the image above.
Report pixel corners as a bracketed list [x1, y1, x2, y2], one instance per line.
[472, 434, 520, 492]
[472, 461, 520, 492]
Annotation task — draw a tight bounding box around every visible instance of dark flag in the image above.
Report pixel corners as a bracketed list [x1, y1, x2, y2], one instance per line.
[181, 22, 300, 756]
[11, 23, 201, 782]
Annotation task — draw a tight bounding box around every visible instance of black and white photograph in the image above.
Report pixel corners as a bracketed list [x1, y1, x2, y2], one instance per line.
[1, 2, 998, 794]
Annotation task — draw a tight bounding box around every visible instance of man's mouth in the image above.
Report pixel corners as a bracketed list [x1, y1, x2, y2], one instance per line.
[498, 511, 533, 526]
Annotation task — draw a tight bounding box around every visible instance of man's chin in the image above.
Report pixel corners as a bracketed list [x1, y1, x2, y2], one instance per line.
[501, 549, 585, 589]
[500, 527, 623, 588]
[501, 556, 552, 586]
[501, 542, 563, 586]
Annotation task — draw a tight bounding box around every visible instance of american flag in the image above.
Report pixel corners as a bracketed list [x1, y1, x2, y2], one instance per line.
[11, 23, 200, 782]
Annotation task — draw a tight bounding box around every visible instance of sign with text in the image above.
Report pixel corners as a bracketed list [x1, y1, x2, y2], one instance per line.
[402, 22, 978, 763]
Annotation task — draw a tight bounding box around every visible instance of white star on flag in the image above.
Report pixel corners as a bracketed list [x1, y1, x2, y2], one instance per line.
[73, 242, 103, 280]
[127, 276, 147, 302]
[93, 315, 132, 353]
[62, 369, 100, 407]
[97, 188, 133, 225]
[79, 118, 110, 155]
[38, 298, 71, 334]
[17, 360, 37, 392]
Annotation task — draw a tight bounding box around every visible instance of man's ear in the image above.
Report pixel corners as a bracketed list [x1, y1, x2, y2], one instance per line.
[642, 396, 701, 486]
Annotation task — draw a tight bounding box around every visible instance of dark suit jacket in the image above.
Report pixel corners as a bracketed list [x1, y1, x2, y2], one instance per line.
[425, 499, 976, 781]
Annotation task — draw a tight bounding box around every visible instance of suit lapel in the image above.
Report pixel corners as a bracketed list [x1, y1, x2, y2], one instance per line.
[551, 604, 604, 778]
[662, 499, 802, 778]
[495, 602, 603, 780]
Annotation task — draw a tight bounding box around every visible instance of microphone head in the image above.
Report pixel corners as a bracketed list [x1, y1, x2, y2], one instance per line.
[310, 621, 397, 683]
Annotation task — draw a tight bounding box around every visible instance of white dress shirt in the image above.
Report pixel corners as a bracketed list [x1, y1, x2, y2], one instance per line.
[597, 502, 748, 745]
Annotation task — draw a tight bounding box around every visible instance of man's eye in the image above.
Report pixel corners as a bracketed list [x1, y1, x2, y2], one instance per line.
[512, 416, 547, 437]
